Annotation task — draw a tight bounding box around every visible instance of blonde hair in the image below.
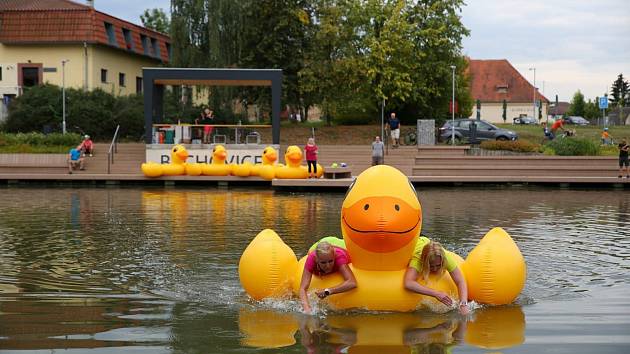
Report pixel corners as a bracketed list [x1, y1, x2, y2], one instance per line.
[315, 241, 334, 259]
[420, 241, 446, 281]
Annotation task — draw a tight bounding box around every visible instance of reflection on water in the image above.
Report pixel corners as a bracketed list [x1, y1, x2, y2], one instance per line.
[1, 186, 629, 353]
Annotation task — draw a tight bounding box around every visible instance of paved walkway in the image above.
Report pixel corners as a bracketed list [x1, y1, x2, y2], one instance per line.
[0, 143, 627, 188]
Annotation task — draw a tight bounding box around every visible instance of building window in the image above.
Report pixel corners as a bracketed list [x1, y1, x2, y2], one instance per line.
[150, 38, 160, 58]
[101, 69, 108, 83]
[165, 43, 171, 61]
[140, 34, 149, 55]
[104, 22, 117, 46]
[122, 28, 133, 50]
[136, 77, 143, 94]
[119, 73, 126, 87]
[0, 66, 2, 81]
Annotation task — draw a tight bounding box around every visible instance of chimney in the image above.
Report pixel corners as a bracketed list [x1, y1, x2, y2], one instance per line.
[86, 0, 94, 7]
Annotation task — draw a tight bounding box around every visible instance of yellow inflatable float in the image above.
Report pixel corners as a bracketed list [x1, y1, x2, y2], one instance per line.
[239, 165, 526, 311]
[275, 145, 309, 179]
[258, 146, 279, 180]
[141, 144, 189, 177]
[202, 145, 232, 176]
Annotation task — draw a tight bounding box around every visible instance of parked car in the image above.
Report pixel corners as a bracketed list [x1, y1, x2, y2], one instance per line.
[563, 116, 590, 125]
[439, 119, 518, 143]
[513, 116, 538, 125]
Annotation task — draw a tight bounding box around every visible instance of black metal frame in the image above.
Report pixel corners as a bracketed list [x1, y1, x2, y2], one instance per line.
[142, 68, 282, 144]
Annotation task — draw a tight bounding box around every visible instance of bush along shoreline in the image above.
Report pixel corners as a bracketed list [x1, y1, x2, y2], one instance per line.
[0, 132, 82, 153]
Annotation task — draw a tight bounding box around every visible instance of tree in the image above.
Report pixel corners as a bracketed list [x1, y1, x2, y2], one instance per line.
[568, 90, 585, 117]
[609, 73, 629, 107]
[583, 99, 600, 120]
[141, 8, 170, 34]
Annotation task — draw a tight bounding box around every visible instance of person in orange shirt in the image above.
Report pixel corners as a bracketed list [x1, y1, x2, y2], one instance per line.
[601, 128, 611, 145]
[550, 119, 565, 136]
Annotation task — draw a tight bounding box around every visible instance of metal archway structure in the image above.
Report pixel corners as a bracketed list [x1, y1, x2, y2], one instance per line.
[142, 67, 282, 144]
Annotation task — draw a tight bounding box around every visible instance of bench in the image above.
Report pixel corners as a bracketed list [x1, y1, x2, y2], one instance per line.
[323, 167, 352, 179]
[0, 153, 68, 168]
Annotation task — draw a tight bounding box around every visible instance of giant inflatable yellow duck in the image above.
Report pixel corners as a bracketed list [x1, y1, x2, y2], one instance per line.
[275, 145, 308, 179]
[141, 144, 189, 177]
[202, 145, 232, 176]
[239, 165, 527, 311]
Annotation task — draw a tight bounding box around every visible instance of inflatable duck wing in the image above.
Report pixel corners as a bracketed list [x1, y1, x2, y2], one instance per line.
[239, 165, 526, 310]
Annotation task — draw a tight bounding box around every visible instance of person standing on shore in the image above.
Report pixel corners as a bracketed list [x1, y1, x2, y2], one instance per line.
[305, 137, 319, 178]
[387, 112, 401, 148]
[371, 136, 384, 165]
[618, 139, 629, 178]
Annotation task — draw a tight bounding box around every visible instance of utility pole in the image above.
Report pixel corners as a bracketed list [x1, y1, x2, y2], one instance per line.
[62, 59, 70, 134]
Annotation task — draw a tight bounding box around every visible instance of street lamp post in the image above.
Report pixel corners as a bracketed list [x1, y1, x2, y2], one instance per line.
[529, 67, 536, 120]
[450, 65, 456, 145]
[62, 59, 70, 134]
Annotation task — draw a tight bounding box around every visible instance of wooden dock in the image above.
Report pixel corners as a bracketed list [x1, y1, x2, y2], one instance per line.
[0, 143, 627, 189]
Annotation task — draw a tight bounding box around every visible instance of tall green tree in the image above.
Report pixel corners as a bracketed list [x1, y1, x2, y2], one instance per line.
[140, 8, 171, 34]
[583, 99, 600, 120]
[609, 73, 628, 107]
[568, 90, 586, 117]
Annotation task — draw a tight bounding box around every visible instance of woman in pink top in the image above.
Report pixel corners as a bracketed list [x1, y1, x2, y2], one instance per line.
[299, 238, 357, 314]
[304, 137, 318, 178]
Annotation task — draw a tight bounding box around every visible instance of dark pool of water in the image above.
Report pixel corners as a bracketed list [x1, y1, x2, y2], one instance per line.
[0, 186, 629, 353]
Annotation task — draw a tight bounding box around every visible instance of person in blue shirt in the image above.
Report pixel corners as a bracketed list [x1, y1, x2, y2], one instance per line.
[68, 145, 84, 174]
[387, 112, 401, 148]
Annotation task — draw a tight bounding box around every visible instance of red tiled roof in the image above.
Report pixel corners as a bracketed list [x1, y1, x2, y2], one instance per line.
[0, 0, 170, 63]
[0, 0, 88, 11]
[468, 59, 548, 103]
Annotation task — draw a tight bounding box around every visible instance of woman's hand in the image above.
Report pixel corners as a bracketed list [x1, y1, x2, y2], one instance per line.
[433, 291, 453, 307]
[458, 302, 470, 315]
[315, 288, 329, 299]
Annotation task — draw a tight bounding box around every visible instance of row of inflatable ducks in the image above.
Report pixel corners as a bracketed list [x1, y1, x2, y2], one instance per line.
[141, 144, 324, 179]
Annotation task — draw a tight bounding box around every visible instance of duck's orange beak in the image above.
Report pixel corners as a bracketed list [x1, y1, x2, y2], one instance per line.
[287, 151, 302, 163]
[341, 196, 420, 253]
[266, 151, 277, 162]
[215, 151, 227, 160]
[176, 149, 189, 162]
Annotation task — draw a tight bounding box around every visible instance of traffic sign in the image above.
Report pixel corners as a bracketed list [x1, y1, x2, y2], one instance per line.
[599, 96, 608, 109]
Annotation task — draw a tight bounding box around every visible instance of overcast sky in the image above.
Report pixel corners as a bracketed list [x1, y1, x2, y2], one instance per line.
[97, 0, 629, 102]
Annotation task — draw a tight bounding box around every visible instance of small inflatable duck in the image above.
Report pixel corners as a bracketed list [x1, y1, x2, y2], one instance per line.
[239, 165, 527, 311]
[275, 145, 308, 179]
[259, 146, 279, 180]
[141, 144, 189, 177]
[202, 145, 232, 176]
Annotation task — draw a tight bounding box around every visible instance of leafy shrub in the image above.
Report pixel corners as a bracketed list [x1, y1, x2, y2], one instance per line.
[545, 137, 600, 156]
[480, 140, 540, 153]
[0, 132, 81, 153]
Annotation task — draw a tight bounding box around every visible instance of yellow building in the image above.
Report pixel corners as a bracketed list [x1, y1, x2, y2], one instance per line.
[0, 0, 170, 111]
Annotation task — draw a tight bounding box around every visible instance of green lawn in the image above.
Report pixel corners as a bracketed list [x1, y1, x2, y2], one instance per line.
[494, 123, 630, 156]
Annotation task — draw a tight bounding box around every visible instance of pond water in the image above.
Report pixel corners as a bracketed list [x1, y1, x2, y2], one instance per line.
[0, 186, 629, 353]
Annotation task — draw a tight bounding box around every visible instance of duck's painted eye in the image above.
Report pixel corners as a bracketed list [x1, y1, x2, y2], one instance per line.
[394, 204, 400, 211]
[364, 204, 369, 210]
[173, 148, 178, 152]
[213, 148, 216, 153]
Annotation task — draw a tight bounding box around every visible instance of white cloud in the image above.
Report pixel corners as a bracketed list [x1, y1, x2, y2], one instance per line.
[462, 0, 630, 101]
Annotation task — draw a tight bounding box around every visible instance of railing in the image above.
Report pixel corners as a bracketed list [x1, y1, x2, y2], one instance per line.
[152, 124, 271, 145]
[107, 125, 120, 174]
